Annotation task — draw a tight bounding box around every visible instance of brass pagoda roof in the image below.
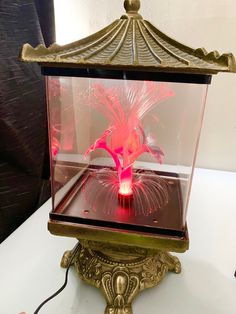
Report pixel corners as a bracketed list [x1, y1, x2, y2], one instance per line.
[20, 0, 236, 75]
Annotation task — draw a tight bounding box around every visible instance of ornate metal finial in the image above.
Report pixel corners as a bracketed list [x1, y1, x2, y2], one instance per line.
[124, 0, 140, 13]
[122, 0, 142, 19]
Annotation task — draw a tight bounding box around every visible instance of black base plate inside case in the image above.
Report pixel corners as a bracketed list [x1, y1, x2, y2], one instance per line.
[50, 166, 186, 238]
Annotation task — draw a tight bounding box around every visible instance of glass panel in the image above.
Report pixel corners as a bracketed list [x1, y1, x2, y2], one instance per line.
[46, 76, 208, 235]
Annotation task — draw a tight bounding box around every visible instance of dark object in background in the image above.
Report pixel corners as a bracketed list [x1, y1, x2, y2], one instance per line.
[0, 0, 55, 243]
[35, 0, 55, 47]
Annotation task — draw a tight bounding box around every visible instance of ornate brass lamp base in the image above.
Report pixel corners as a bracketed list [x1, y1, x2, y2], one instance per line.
[61, 240, 181, 314]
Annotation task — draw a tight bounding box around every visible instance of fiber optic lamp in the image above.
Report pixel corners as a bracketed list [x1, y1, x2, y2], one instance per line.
[20, 1, 236, 313]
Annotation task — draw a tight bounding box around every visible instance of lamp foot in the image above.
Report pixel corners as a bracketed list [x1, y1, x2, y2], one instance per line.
[61, 240, 181, 314]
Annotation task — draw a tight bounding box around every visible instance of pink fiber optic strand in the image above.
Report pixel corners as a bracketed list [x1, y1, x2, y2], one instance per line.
[84, 81, 174, 197]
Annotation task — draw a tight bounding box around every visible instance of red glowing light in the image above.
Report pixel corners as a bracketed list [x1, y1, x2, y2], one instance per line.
[118, 165, 133, 196]
[84, 81, 174, 197]
[51, 137, 60, 157]
[119, 181, 133, 196]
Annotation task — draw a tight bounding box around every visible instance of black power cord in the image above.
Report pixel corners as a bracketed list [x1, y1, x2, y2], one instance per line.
[33, 242, 80, 314]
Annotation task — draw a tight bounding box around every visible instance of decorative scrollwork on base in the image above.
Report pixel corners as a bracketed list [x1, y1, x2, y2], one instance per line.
[61, 241, 181, 314]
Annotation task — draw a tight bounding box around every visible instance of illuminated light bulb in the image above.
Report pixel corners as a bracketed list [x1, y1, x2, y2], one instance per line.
[118, 180, 133, 207]
[118, 181, 133, 196]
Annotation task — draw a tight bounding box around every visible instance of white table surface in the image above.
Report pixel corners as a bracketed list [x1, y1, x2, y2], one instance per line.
[0, 168, 236, 314]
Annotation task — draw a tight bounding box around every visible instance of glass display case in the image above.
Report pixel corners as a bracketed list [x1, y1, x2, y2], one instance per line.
[47, 76, 208, 237]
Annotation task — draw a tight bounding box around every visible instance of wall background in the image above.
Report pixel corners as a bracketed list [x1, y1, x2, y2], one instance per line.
[53, 0, 236, 172]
